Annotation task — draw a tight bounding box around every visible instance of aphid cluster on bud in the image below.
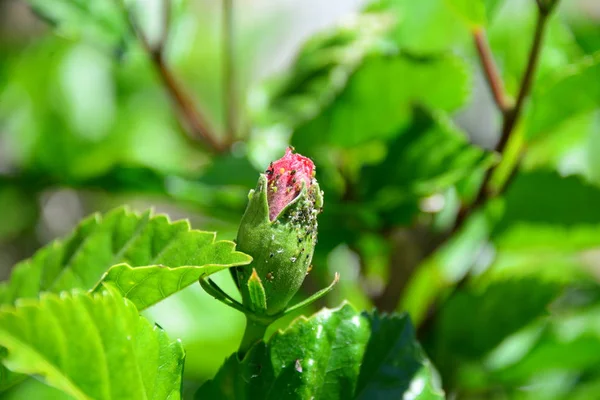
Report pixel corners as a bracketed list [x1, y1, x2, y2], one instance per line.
[234, 147, 324, 315]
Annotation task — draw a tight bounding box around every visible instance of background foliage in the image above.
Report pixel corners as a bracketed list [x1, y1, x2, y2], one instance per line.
[0, 0, 599, 398]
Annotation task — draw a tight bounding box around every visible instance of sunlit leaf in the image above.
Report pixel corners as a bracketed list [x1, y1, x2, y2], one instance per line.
[0, 207, 251, 309]
[0, 286, 184, 399]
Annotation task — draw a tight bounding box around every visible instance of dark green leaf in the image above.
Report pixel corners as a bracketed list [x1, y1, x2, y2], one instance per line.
[428, 277, 562, 387]
[0, 286, 184, 399]
[197, 303, 444, 399]
[362, 111, 494, 205]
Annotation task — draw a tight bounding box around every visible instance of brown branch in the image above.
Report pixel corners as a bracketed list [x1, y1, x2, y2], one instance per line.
[453, 10, 550, 235]
[120, 1, 226, 153]
[473, 28, 509, 114]
[502, 11, 548, 150]
[222, 0, 238, 144]
[150, 52, 227, 153]
[416, 5, 555, 338]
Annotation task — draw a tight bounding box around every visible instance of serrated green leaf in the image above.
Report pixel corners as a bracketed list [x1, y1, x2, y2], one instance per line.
[197, 303, 444, 399]
[526, 52, 600, 140]
[0, 207, 252, 309]
[26, 0, 130, 53]
[0, 286, 184, 399]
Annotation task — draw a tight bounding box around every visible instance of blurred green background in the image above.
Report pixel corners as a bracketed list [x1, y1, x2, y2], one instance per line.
[0, 0, 599, 398]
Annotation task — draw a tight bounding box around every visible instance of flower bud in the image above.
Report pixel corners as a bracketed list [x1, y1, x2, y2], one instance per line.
[235, 148, 323, 315]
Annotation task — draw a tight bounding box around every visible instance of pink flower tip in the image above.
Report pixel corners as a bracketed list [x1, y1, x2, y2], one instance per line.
[265, 147, 315, 221]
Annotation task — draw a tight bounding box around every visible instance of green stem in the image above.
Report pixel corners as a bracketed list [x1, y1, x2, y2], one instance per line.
[238, 317, 268, 357]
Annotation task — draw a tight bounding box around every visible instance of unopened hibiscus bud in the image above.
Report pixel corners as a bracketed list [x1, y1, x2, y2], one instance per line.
[235, 148, 323, 315]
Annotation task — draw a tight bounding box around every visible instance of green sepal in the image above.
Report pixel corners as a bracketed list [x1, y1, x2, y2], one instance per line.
[247, 269, 268, 314]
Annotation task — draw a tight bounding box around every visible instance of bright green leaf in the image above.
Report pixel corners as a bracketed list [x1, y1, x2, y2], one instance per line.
[292, 53, 472, 149]
[197, 303, 444, 399]
[0, 286, 184, 399]
[0, 207, 252, 309]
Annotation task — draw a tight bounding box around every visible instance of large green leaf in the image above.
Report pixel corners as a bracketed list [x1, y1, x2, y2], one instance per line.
[0, 207, 251, 309]
[26, 0, 130, 53]
[253, 12, 471, 151]
[0, 286, 184, 399]
[197, 303, 444, 399]
[292, 53, 472, 149]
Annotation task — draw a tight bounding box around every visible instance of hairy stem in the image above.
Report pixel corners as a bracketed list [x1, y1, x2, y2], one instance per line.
[416, 5, 556, 336]
[453, 9, 550, 233]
